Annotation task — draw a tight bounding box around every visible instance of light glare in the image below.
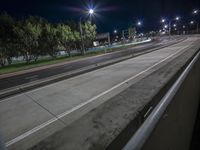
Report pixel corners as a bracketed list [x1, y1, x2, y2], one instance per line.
[137, 21, 142, 26]
[89, 9, 94, 14]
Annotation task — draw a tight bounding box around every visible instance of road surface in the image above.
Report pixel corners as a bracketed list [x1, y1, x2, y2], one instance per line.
[0, 36, 199, 150]
[0, 37, 182, 97]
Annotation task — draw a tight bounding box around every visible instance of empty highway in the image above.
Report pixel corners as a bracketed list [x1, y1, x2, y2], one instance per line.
[0, 37, 183, 99]
[0, 36, 199, 150]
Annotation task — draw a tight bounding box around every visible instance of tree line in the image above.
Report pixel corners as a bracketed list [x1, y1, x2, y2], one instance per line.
[0, 13, 97, 67]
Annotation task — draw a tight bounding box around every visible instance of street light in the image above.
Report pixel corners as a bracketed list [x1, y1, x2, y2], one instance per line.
[193, 9, 199, 14]
[161, 19, 166, 23]
[89, 9, 94, 15]
[79, 8, 95, 55]
[175, 16, 180, 21]
[190, 21, 194, 25]
[161, 16, 180, 36]
[192, 9, 199, 33]
[137, 21, 142, 26]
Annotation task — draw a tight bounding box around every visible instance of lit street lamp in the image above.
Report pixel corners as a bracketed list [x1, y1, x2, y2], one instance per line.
[114, 30, 118, 34]
[137, 21, 142, 26]
[164, 25, 168, 29]
[79, 8, 95, 55]
[161, 16, 180, 36]
[89, 9, 94, 15]
[190, 21, 194, 25]
[175, 17, 180, 21]
[192, 9, 199, 33]
[193, 9, 199, 15]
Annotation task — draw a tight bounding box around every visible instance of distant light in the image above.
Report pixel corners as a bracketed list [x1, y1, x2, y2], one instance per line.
[114, 30, 118, 34]
[175, 16, 180, 21]
[193, 10, 199, 14]
[137, 21, 142, 26]
[190, 21, 194, 24]
[161, 19, 166, 23]
[89, 9, 94, 14]
[174, 28, 177, 31]
[183, 25, 186, 28]
[164, 25, 168, 29]
[173, 24, 177, 27]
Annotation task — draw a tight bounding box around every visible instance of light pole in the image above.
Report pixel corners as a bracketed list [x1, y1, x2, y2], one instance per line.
[192, 9, 199, 34]
[161, 16, 180, 36]
[79, 8, 94, 55]
[190, 20, 197, 34]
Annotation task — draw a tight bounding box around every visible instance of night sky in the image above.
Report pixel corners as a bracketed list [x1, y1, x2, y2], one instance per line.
[0, 0, 199, 32]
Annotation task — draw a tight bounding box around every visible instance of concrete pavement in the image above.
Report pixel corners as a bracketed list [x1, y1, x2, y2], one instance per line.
[0, 37, 199, 150]
[0, 36, 183, 100]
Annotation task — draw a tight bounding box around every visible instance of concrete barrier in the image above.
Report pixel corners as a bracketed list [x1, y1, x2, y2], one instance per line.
[123, 50, 200, 150]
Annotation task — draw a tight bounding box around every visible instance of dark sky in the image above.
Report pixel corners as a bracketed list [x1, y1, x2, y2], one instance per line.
[0, 0, 199, 32]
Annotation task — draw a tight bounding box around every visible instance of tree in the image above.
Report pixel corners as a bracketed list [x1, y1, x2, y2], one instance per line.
[57, 24, 74, 57]
[73, 31, 81, 51]
[13, 17, 42, 63]
[40, 23, 60, 58]
[0, 12, 16, 66]
[128, 27, 136, 40]
[82, 21, 97, 50]
[65, 21, 81, 53]
[0, 12, 98, 66]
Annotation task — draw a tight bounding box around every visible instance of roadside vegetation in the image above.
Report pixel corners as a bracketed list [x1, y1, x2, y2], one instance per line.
[0, 12, 97, 68]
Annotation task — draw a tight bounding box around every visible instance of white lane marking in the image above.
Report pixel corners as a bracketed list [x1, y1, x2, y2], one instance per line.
[6, 118, 58, 147]
[63, 66, 73, 70]
[25, 75, 38, 80]
[5, 44, 191, 147]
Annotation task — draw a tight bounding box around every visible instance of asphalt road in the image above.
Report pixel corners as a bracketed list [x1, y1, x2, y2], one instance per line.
[1, 37, 198, 150]
[0, 37, 182, 93]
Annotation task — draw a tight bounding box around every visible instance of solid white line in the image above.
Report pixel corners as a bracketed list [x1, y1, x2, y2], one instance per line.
[5, 43, 190, 147]
[25, 75, 38, 80]
[5, 117, 58, 147]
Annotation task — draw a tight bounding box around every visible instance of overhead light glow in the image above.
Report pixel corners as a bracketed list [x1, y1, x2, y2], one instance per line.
[89, 9, 94, 14]
[161, 19, 166, 23]
[175, 16, 180, 21]
[193, 10, 198, 14]
[137, 21, 142, 26]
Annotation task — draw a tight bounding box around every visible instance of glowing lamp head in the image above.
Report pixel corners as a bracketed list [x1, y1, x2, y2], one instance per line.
[164, 25, 168, 29]
[137, 21, 142, 26]
[89, 9, 94, 14]
[175, 17, 180, 21]
[193, 10, 198, 14]
[161, 19, 165, 23]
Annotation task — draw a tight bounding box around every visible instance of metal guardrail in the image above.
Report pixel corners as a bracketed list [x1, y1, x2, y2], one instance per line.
[123, 49, 200, 150]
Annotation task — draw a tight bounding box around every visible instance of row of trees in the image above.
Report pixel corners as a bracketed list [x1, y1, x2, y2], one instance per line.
[0, 13, 97, 67]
